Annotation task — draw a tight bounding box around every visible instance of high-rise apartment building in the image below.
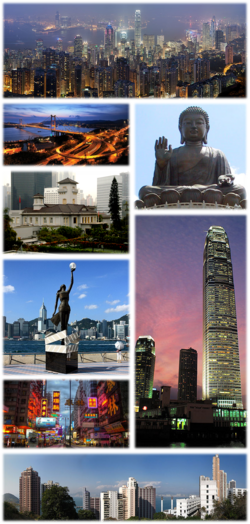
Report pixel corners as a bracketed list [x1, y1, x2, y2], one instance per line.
[135, 336, 155, 406]
[225, 45, 233, 65]
[199, 476, 218, 515]
[41, 480, 60, 497]
[203, 226, 242, 408]
[135, 10, 141, 49]
[212, 454, 227, 502]
[100, 491, 124, 520]
[74, 35, 83, 57]
[83, 487, 90, 510]
[178, 347, 197, 402]
[138, 486, 156, 519]
[19, 467, 41, 515]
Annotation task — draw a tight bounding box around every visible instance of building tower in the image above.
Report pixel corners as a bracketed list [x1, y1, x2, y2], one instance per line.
[178, 347, 197, 401]
[212, 454, 227, 502]
[135, 336, 155, 406]
[74, 35, 83, 57]
[83, 487, 90, 510]
[19, 467, 41, 515]
[203, 226, 242, 408]
[135, 10, 141, 50]
[202, 22, 211, 50]
[11, 172, 52, 211]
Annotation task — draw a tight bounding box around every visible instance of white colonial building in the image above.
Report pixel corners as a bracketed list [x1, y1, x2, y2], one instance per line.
[9, 177, 110, 241]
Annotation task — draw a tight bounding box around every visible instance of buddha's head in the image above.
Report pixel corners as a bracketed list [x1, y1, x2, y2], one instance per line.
[179, 106, 210, 145]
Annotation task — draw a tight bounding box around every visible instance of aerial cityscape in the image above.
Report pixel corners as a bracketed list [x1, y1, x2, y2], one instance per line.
[3, 103, 129, 165]
[4, 4, 246, 98]
[135, 216, 246, 447]
[4, 454, 247, 520]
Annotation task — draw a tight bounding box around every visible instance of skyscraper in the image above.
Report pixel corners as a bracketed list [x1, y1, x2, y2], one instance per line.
[19, 467, 40, 515]
[212, 454, 227, 502]
[178, 347, 197, 402]
[203, 226, 242, 408]
[135, 10, 141, 49]
[202, 22, 211, 50]
[74, 35, 83, 57]
[38, 300, 47, 332]
[11, 172, 52, 210]
[135, 336, 155, 406]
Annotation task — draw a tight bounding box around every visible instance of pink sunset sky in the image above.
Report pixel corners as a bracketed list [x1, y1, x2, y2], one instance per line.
[136, 216, 246, 407]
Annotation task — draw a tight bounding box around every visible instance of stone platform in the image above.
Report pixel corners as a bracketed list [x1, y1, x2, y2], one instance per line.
[135, 200, 245, 210]
[3, 361, 129, 375]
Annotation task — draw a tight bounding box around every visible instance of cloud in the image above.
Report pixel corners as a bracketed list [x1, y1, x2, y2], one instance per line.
[106, 300, 120, 305]
[105, 304, 129, 314]
[139, 481, 162, 488]
[4, 285, 15, 293]
[85, 305, 98, 310]
[96, 480, 128, 490]
[231, 167, 246, 187]
[77, 284, 88, 290]
[78, 294, 86, 299]
[26, 300, 33, 303]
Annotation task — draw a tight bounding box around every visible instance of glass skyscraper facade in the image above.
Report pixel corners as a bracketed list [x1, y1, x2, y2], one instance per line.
[203, 226, 242, 408]
[178, 347, 197, 402]
[11, 172, 52, 210]
[135, 336, 155, 406]
[135, 10, 141, 50]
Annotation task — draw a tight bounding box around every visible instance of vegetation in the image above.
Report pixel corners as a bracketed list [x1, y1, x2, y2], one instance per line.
[108, 177, 121, 229]
[4, 502, 36, 520]
[4, 152, 49, 165]
[205, 493, 247, 520]
[4, 208, 22, 252]
[41, 485, 78, 520]
[77, 509, 96, 520]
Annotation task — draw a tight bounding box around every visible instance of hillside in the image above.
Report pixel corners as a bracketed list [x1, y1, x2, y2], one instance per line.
[28, 314, 129, 331]
[4, 493, 19, 503]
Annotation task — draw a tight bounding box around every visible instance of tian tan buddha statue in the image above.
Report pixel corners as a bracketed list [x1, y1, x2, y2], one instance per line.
[136, 106, 246, 208]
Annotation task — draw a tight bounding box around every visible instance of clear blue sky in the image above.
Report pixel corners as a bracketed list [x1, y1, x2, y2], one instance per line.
[4, 104, 129, 123]
[135, 104, 246, 196]
[4, 454, 246, 498]
[4, 260, 129, 324]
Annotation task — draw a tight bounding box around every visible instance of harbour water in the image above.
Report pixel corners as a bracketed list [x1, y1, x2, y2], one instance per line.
[4, 339, 128, 355]
[4, 126, 94, 142]
[72, 496, 179, 513]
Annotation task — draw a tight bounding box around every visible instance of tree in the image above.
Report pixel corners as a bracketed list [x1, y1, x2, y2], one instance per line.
[208, 493, 247, 520]
[4, 208, 22, 252]
[153, 512, 168, 520]
[78, 509, 96, 520]
[41, 485, 78, 520]
[108, 177, 121, 230]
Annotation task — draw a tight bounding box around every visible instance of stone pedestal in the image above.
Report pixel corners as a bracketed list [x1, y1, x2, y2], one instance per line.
[45, 331, 80, 374]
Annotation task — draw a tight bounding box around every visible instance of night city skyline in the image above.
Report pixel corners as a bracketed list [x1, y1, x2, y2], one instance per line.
[136, 216, 246, 405]
[4, 4, 246, 99]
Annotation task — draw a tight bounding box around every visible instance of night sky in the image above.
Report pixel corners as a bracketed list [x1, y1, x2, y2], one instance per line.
[4, 104, 129, 124]
[136, 216, 246, 404]
[4, 4, 246, 23]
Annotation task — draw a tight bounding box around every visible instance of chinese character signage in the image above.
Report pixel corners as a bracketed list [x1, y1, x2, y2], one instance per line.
[41, 398, 47, 417]
[88, 397, 98, 409]
[53, 391, 60, 412]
